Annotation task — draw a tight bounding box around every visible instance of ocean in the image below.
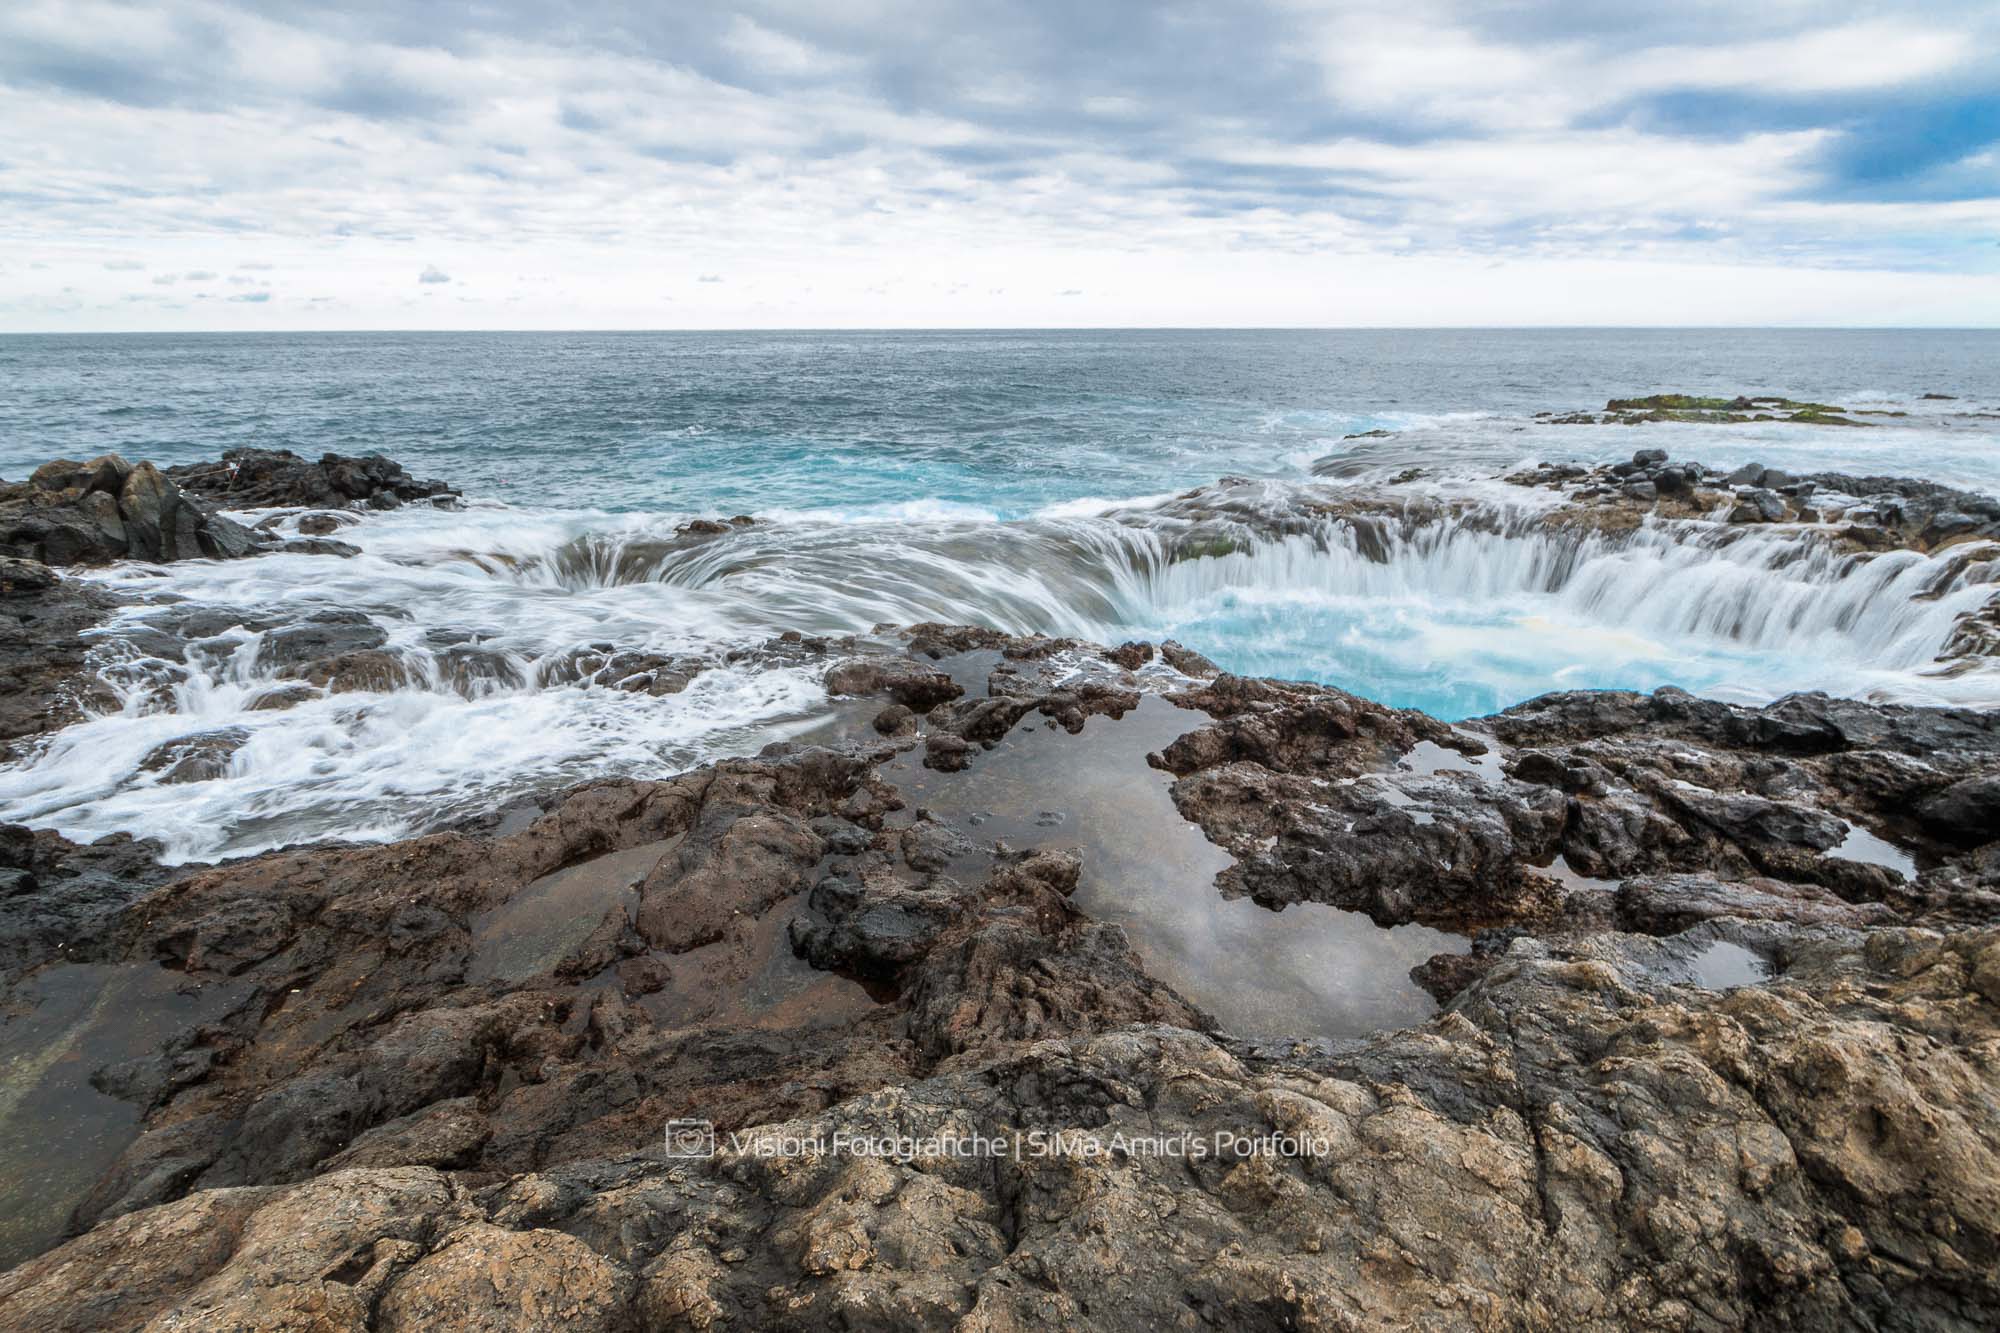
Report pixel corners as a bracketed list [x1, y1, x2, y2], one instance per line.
[3, 328, 1997, 860]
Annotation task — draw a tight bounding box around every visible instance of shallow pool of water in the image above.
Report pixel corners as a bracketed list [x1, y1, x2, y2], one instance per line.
[884, 693, 1458, 1039]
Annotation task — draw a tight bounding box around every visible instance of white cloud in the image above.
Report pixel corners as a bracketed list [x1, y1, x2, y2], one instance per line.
[720, 16, 849, 78]
[0, 0, 1992, 329]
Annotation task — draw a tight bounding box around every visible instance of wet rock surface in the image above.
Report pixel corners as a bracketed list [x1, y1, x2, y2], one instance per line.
[1507, 445, 2000, 552]
[0, 618, 1994, 1328]
[0, 562, 122, 762]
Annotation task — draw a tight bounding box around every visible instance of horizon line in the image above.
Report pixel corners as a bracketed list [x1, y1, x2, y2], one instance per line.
[6, 324, 2000, 337]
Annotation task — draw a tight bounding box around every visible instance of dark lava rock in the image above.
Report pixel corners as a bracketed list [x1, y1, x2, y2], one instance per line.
[1616, 872, 1898, 932]
[1919, 774, 2000, 843]
[1, 455, 259, 566]
[166, 448, 458, 511]
[871, 703, 916, 736]
[270, 537, 360, 558]
[1159, 639, 1221, 678]
[1652, 465, 1694, 496]
[0, 561, 122, 760]
[0, 825, 175, 978]
[1729, 487, 1788, 523]
[537, 646, 702, 697]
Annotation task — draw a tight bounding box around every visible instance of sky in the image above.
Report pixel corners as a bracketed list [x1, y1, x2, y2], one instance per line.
[2, 0, 1997, 330]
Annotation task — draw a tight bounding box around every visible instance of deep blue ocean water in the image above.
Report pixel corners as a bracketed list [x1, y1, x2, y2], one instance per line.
[6, 329, 1998, 512]
[3, 329, 1997, 859]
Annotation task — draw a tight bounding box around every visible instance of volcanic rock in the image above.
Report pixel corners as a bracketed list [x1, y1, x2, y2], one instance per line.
[0, 456, 260, 566]
[166, 448, 458, 511]
[1, 625, 1999, 1328]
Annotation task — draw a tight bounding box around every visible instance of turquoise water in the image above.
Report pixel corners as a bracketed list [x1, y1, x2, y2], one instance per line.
[3, 330, 1997, 858]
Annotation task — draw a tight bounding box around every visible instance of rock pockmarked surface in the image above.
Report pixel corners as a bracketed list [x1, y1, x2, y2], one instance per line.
[1, 614, 1997, 1330]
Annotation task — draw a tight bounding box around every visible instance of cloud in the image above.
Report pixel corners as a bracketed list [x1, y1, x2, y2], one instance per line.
[226, 290, 271, 302]
[0, 0, 1995, 328]
[102, 258, 145, 270]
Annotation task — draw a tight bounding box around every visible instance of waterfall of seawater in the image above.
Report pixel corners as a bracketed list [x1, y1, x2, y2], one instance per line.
[1, 491, 1994, 861]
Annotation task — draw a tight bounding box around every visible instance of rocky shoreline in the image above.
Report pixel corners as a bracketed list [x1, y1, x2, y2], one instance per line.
[1, 442, 1998, 1329]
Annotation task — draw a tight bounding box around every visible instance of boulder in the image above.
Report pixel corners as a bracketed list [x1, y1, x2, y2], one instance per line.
[1919, 774, 2000, 843]
[823, 656, 965, 710]
[1729, 487, 1788, 523]
[1, 455, 261, 567]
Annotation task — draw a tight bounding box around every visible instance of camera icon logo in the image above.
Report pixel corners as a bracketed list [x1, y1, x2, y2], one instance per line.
[664, 1118, 716, 1158]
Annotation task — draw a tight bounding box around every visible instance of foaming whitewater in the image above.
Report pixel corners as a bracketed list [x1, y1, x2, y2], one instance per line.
[1112, 501, 2000, 715]
[469, 481, 2000, 713]
[3, 475, 1997, 862]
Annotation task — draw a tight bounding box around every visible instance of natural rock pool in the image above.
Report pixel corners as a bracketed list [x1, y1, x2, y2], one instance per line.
[883, 693, 1458, 1038]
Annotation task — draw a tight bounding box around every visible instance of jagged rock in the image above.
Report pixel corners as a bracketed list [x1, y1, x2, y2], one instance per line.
[1104, 640, 1154, 670]
[0, 563, 121, 760]
[287, 649, 413, 694]
[0, 455, 259, 567]
[1729, 487, 1789, 523]
[166, 448, 458, 511]
[537, 646, 703, 697]
[871, 704, 916, 736]
[1616, 873, 1899, 932]
[1159, 640, 1221, 678]
[296, 512, 347, 536]
[271, 537, 360, 558]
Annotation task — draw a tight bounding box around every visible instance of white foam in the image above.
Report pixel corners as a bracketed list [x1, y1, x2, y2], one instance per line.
[7, 483, 1997, 861]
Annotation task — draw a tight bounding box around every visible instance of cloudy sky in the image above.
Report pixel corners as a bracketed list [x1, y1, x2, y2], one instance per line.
[3, 0, 1997, 330]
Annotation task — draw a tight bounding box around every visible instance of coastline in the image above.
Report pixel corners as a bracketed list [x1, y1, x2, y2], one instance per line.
[2, 428, 1999, 1327]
